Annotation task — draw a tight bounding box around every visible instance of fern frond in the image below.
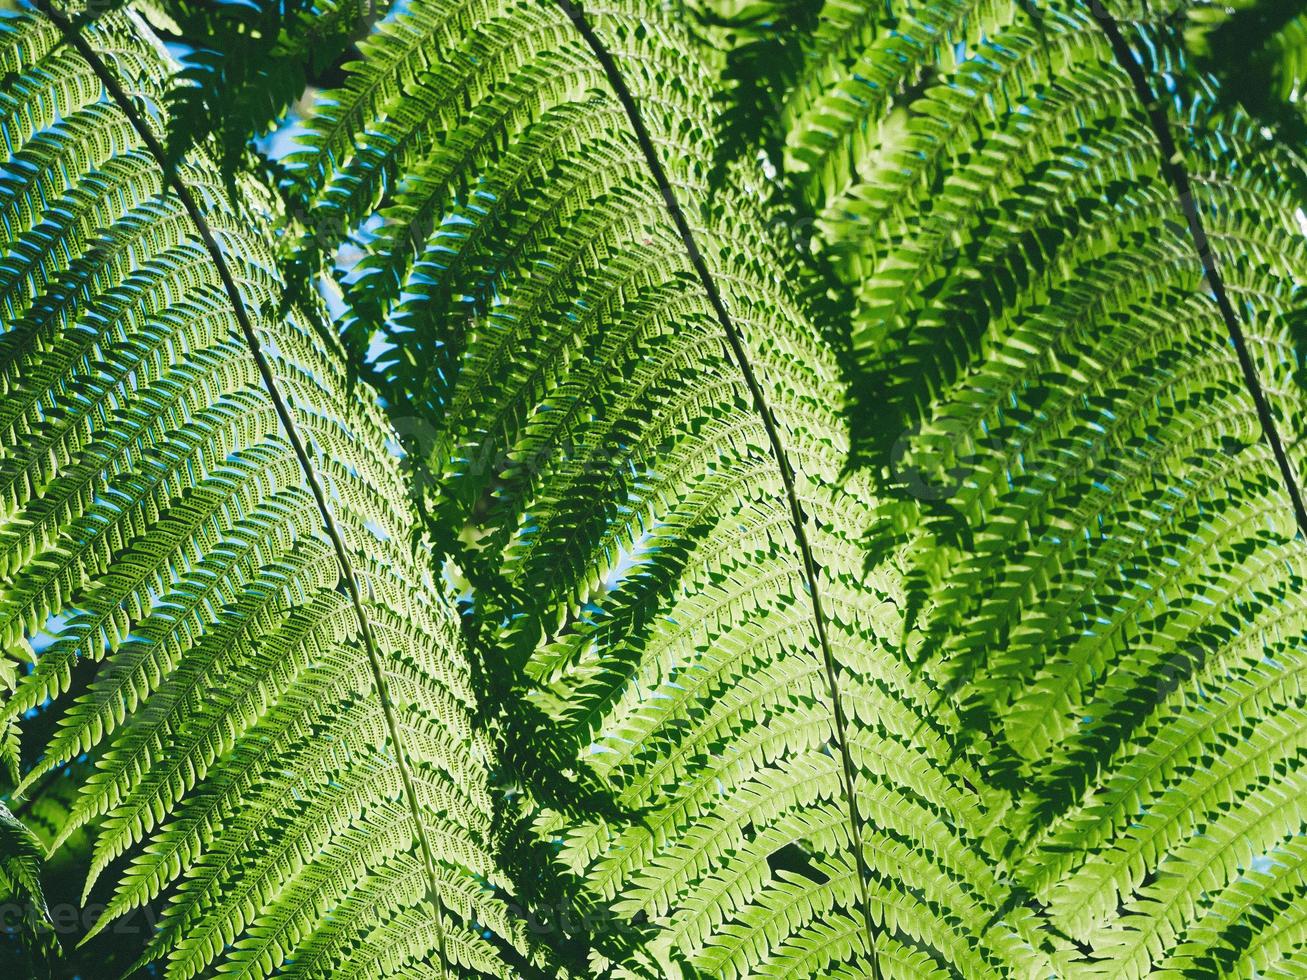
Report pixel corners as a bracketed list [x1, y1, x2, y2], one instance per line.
[281, 0, 1055, 974]
[7, 0, 1303, 974]
[699, 0, 1307, 973]
[0, 6, 529, 976]
[0, 801, 47, 919]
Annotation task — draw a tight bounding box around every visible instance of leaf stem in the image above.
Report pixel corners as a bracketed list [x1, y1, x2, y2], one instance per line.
[550, 1, 883, 973]
[31, 2, 451, 972]
[1093, 3, 1307, 541]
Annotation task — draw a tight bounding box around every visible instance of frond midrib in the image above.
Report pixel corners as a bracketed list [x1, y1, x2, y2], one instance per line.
[546, 2, 884, 970]
[28, 3, 455, 971]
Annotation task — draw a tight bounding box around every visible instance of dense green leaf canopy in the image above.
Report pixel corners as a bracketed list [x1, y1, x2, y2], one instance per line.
[0, 0, 1304, 978]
